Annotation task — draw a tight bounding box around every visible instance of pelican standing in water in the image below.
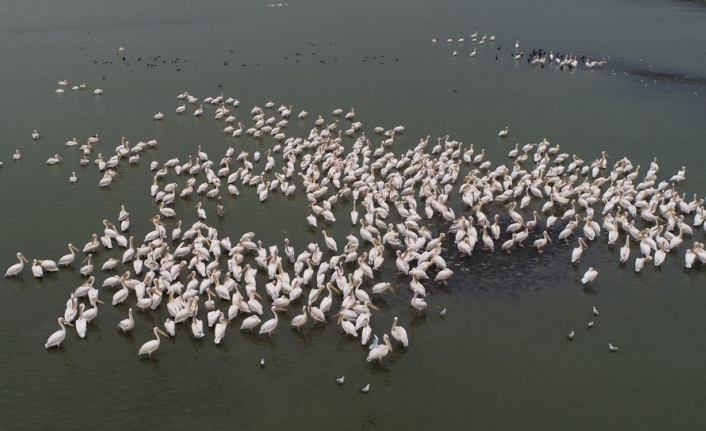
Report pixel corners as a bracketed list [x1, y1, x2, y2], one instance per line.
[498, 127, 509, 137]
[366, 333, 393, 364]
[139, 327, 170, 358]
[45, 318, 73, 348]
[117, 308, 134, 333]
[259, 306, 286, 337]
[390, 317, 409, 347]
[58, 244, 80, 266]
[5, 252, 29, 277]
[581, 267, 598, 286]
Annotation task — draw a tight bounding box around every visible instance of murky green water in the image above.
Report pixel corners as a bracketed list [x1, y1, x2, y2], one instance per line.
[1, 0, 705, 429]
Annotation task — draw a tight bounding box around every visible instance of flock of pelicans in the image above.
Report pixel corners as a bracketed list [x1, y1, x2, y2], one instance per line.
[6, 80, 706, 373]
[435, 33, 607, 70]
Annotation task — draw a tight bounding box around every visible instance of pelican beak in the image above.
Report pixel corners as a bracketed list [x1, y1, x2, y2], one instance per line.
[94, 298, 105, 305]
[253, 291, 263, 300]
[367, 303, 380, 311]
[207, 288, 216, 296]
[81, 255, 91, 264]
[328, 283, 340, 294]
[157, 328, 170, 337]
[71, 245, 80, 252]
[274, 307, 287, 312]
[387, 285, 396, 295]
[20, 255, 29, 263]
[64, 320, 74, 327]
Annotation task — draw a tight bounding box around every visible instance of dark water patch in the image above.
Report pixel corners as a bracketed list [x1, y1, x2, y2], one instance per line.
[443, 231, 576, 295]
[626, 69, 706, 86]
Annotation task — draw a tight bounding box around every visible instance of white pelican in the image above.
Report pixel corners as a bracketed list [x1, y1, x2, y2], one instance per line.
[138, 327, 170, 358]
[361, 384, 370, 392]
[411, 294, 427, 315]
[240, 315, 261, 332]
[290, 306, 308, 331]
[76, 304, 87, 338]
[390, 317, 409, 347]
[322, 230, 338, 252]
[69, 172, 78, 183]
[13, 150, 21, 160]
[532, 231, 552, 253]
[5, 252, 29, 277]
[581, 267, 598, 286]
[366, 333, 393, 364]
[568, 330, 575, 340]
[593, 306, 600, 316]
[46, 154, 63, 165]
[434, 268, 453, 284]
[336, 376, 345, 384]
[31, 259, 44, 278]
[83, 234, 100, 253]
[176, 104, 186, 114]
[58, 244, 80, 266]
[498, 127, 508, 137]
[164, 318, 176, 336]
[259, 306, 286, 337]
[117, 308, 134, 333]
[194, 105, 203, 117]
[39, 259, 59, 272]
[153, 111, 164, 120]
[93, 88, 103, 95]
[45, 318, 73, 348]
[158, 202, 176, 218]
[79, 254, 93, 277]
[32, 129, 40, 140]
[214, 313, 230, 344]
[192, 315, 205, 339]
[608, 343, 619, 352]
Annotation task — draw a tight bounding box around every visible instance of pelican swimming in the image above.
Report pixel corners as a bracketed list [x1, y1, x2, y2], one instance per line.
[46, 154, 63, 165]
[45, 318, 73, 349]
[138, 327, 170, 358]
[498, 127, 508, 137]
[5, 252, 29, 277]
[32, 129, 40, 140]
[153, 111, 164, 120]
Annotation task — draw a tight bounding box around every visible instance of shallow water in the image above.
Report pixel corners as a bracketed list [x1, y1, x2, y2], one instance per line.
[1, 1, 705, 430]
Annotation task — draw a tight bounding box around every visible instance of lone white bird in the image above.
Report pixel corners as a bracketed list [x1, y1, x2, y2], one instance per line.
[45, 317, 73, 348]
[117, 309, 134, 333]
[138, 327, 169, 358]
[581, 267, 598, 286]
[336, 376, 345, 384]
[593, 306, 600, 316]
[360, 384, 370, 393]
[498, 127, 508, 137]
[608, 343, 619, 352]
[567, 330, 575, 340]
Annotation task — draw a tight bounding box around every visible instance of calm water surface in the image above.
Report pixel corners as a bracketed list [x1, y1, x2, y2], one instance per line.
[1, 0, 705, 430]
